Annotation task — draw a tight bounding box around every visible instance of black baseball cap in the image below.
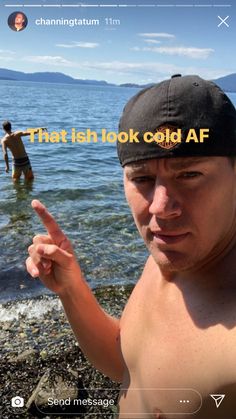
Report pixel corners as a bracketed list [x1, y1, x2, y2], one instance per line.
[117, 74, 236, 167]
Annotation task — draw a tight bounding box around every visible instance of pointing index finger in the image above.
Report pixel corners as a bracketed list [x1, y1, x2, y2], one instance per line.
[32, 199, 66, 244]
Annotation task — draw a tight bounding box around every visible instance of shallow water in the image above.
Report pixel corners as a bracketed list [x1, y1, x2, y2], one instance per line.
[0, 81, 147, 303]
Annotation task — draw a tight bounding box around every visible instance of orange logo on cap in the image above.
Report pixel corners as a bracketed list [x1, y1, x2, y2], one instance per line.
[154, 124, 181, 149]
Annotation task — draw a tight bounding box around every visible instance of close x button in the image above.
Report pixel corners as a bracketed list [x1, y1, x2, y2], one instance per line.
[218, 16, 230, 27]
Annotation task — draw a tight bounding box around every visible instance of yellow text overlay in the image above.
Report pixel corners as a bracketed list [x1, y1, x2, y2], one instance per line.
[28, 128, 210, 144]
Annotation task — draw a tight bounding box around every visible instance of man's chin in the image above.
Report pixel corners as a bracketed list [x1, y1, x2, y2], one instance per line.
[150, 248, 197, 273]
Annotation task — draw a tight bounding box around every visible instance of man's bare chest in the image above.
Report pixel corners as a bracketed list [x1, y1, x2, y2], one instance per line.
[120, 291, 236, 418]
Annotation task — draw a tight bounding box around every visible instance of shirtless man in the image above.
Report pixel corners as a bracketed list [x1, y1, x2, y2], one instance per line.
[1, 121, 46, 181]
[26, 75, 236, 418]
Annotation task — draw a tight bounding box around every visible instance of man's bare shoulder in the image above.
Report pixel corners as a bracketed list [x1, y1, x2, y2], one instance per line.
[131, 255, 160, 293]
[4, 132, 25, 143]
[12, 130, 23, 138]
[120, 255, 160, 323]
[1, 136, 10, 149]
[136, 254, 162, 292]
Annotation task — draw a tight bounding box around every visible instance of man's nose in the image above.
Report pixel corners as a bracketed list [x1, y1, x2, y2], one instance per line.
[149, 184, 182, 219]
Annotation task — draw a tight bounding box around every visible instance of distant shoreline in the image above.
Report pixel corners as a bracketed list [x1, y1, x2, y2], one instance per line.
[0, 77, 142, 89]
[1, 68, 235, 92]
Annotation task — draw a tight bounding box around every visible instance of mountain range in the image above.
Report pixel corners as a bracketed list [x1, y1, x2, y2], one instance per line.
[0, 68, 235, 92]
[0, 68, 113, 86]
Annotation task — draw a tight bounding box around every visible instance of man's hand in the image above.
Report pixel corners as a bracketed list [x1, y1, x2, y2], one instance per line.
[26, 199, 82, 295]
[5, 167, 9, 173]
[25, 127, 48, 135]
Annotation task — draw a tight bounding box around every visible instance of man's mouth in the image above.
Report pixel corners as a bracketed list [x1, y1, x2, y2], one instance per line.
[151, 231, 190, 244]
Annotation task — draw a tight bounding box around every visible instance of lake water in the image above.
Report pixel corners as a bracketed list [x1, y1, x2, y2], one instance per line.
[0, 81, 235, 305]
[0, 80, 147, 303]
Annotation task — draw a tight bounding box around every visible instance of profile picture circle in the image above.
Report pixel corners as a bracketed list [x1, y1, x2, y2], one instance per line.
[8, 11, 28, 32]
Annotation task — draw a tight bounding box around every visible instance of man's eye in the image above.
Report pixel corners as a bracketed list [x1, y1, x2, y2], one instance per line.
[178, 171, 202, 179]
[132, 176, 155, 184]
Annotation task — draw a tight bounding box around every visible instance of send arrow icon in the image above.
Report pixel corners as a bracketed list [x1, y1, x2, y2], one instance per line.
[210, 394, 225, 408]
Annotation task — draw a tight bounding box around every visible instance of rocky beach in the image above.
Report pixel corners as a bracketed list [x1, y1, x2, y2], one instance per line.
[0, 285, 133, 419]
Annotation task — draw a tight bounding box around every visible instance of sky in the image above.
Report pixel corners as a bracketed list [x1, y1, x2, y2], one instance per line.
[0, 0, 235, 84]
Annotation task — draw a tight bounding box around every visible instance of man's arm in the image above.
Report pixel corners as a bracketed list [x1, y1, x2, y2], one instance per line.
[1, 140, 9, 173]
[26, 200, 125, 382]
[18, 127, 47, 137]
[59, 280, 124, 382]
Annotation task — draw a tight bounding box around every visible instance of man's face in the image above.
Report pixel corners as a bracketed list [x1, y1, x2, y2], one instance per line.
[124, 157, 236, 272]
[15, 13, 24, 25]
